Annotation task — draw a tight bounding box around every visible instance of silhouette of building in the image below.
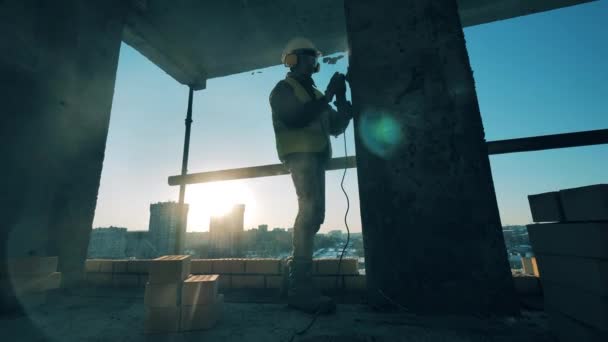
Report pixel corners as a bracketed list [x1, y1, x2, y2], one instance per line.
[148, 201, 189, 256]
[87, 226, 127, 258]
[125, 231, 156, 259]
[208, 204, 245, 257]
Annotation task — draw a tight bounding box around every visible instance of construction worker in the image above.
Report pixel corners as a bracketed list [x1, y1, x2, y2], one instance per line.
[269, 38, 352, 314]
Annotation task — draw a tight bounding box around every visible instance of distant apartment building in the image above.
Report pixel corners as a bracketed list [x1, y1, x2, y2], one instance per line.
[87, 226, 128, 258]
[209, 204, 245, 257]
[327, 230, 343, 239]
[125, 231, 156, 259]
[185, 231, 210, 258]
[148, 201, 189, 257]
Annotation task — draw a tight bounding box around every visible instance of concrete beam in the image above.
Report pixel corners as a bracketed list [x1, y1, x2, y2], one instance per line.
[121, 0, 594, 86]
[344, 0, 517, 314]
[0, 0, 126, 289]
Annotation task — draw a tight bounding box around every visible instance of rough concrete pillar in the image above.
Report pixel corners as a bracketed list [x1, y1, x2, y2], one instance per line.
[344, 0, 518, 315]
[0, 0, 126, 287]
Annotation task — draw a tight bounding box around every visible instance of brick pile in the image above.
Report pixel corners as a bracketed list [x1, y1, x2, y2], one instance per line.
[527, 184, 608, 342]
[143, 255, 222, 333]
[84, 257, 366, 291]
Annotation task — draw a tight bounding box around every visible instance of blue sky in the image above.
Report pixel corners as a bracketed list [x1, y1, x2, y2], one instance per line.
[93, 1, 607, 232]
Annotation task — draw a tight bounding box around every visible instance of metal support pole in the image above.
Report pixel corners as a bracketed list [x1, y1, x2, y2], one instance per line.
[175, 86, 194, 254]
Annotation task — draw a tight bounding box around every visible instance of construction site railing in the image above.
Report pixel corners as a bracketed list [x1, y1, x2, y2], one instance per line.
[168, 128, 608, 186]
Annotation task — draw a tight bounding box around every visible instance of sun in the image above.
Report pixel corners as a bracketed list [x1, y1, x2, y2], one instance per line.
[184, 181, 255, 231]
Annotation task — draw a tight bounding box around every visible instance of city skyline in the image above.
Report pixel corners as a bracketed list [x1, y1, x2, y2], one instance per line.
[92, 2, 607, 232]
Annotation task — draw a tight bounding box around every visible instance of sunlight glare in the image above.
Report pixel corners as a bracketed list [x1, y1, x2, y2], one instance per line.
[185, 181, 255, 232]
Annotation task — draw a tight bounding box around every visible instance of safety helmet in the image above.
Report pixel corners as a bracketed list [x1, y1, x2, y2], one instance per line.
[281, 37, 322, 72]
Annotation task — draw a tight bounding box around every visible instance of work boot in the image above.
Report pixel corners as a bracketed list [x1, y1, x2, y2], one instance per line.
[287, 258, 336, 314]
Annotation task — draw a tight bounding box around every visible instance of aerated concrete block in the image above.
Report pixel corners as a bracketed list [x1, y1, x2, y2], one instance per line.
[112, 274, 139, 288]
[86, 273, 112, 287]
[112, 260, 128, 273]
[180, 294, 223, 331]
[127, 260, 150, 274]
[313, 276, 343, 290]
[212, 259, 245, 274]
[231, 275, 265, 289]
[182, 275, 219, 306]
[548, 309, 608, 342]
[315, 258, 358, 275]
[99, 260, 113, 273]
[544, 282, 608, 332]
[218, 275, 231, 290]
[244, 259, 281, 274]
[144, 282, 181, 307]
[144, 306, 180, 333]
[344, 275, 367, 291]
[528, 191, 564, 223]
[148, 255, 191, 283]
[191, 259, 213, 274]
[536, 255, 608, 296]
[85, 260, 102, 273]
[138, 274, 149, 287]
[527, 223, 608, 259]
[265, 275, 284, 289]
[560, 184, 608, 222]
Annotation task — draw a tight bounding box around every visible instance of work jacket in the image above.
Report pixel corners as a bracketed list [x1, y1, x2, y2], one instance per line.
[270, 72, 350, 161]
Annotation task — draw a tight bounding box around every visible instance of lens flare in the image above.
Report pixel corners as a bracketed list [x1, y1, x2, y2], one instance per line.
[358, 111, 402, 159]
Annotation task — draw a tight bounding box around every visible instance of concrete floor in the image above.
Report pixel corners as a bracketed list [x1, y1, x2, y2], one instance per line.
[1, 288, 556, 342]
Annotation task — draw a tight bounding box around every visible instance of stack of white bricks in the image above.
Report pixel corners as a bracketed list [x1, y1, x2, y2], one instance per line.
[2, 256, 62, 307]
[189, 258, 364, 291]
[83, 257, 366, 291]
[144, 255, 222, 334]
[527, 184, 608, 342]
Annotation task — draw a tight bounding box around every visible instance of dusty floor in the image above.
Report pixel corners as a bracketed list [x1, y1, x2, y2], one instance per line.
[1, 288, 555, 342]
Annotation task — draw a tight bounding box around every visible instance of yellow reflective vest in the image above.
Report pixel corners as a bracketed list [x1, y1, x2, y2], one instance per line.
[273, 76, 331, 159]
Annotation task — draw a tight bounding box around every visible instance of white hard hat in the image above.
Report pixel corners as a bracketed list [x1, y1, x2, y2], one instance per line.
[281, 37, 322, 65]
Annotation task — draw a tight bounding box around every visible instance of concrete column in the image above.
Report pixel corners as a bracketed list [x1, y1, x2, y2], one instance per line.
[0, 0, 126, 287]
[344, 0, 518, 315]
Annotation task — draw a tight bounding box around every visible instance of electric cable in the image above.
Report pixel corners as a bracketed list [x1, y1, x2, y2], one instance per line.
[337, 128, 351, 276]
[287, 309, 321, 342]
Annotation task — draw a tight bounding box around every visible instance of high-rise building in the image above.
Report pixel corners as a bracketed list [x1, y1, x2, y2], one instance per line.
[209, 204, 245, 257]
[148, 201, 189, 256]
[125, 231, 156, 259]
[87, 226, 128, 258]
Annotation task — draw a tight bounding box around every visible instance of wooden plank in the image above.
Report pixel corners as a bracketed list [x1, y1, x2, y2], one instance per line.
[182, 275, 219, 305]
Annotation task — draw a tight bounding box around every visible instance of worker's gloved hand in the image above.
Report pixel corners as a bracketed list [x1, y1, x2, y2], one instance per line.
[335, 98, 353, 120]
[333, 73, 347, 97]
[325, 72, 345, 102]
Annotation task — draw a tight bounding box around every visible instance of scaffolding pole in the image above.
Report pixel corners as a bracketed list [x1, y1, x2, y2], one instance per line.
[175, 86, 194, 254]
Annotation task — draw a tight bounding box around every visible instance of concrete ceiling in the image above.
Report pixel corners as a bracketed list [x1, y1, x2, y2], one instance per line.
[122, 0, 594, 90]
